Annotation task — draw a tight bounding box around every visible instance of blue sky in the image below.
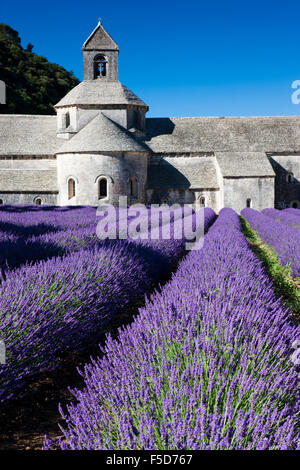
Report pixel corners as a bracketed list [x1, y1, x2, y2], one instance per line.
[1, 0, 300, 117]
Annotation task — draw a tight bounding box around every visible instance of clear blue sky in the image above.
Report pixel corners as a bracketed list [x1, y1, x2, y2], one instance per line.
[2, 0, 300, 117]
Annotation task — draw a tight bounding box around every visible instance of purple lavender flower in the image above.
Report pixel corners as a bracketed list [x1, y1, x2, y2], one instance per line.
[45, 208, 300, 450]
[242, 208, 300, 277]
[0, 205, 215, 405]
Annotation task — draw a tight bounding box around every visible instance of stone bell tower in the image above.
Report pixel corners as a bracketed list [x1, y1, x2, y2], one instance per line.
[55, 20, 148, 138]
[82, 19, 119, 81]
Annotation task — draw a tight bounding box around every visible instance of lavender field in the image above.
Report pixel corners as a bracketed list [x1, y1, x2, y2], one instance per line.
[0, 205, 299, 450]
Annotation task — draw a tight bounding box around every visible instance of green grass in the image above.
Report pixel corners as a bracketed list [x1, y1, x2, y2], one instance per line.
[240, 216, 300, 321]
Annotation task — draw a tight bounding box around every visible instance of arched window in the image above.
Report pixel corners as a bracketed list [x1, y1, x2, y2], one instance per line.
[98, 178, 107, 199]
[68, 178, 76, 199]
[94, 55, 107, 79]
[287, 172, 294, 183]
[291, 200, 299, 209]
[199, 196, 205, 207]
[0, 199, 3, 205]
[65, 112, 70, 128]
[62, 111, 70, 129]
[246, 198, 252, 208]
[130, 177, 138, 198]
[35, 198, 42, 206]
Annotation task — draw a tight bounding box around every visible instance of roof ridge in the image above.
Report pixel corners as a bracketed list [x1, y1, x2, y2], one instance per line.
[146, 115, 300, 120]
[0, 114, 55, 118]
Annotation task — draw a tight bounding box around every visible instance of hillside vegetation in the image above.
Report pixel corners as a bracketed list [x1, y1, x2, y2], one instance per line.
[0, 24, 79, 115]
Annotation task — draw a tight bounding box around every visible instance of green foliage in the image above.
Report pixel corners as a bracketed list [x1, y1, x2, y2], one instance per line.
[26, 43, 34, 53]
[0, 23, 79, 115]
[240, 216, 300, 320]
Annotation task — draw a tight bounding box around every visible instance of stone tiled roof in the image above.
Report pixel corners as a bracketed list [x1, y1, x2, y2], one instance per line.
[215, 152, 275, 177]
[0, 169, 58, 192]
[145, 116, 300, 153]
[82, 21, 119, 50]
[147, 156, 219, 189]
[0, 115, 58, 155]
[57, 112, 149, 153]
[55, 81, 148, 108]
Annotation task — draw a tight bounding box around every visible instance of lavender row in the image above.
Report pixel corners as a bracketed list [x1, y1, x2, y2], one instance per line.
[262, 208, 300, 231]
[46, 208, 300, 450]
[284, 208, 300, 217]
[0, 208, 215, 405]
[0, 206, 98, 273]
[242, 208, 300, 277]
[0, 205, 97, 235]
[0, 206, 197, 273]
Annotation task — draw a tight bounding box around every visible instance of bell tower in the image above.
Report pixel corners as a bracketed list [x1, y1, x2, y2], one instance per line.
[55, 19, 148, 137]
[82, 19, 119, 81]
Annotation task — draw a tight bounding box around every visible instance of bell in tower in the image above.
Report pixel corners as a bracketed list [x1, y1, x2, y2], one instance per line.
[82, 19, 119, 81]
[55, 19, 148, 137]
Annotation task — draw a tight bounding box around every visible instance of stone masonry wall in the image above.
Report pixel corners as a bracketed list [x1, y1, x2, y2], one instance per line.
[57, 152, 148, 206]
[223, 177, 275, 213]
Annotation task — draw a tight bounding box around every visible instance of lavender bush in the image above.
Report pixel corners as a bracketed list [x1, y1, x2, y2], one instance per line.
[284, 208, 300, 217]
[0, 205, 202, 272]
[45, 208, 300, 450]
[0, 206, 215, 405]
[242, 208, 300, 277]
[262, 208, 300, 231]
[0, 206, 98, 272]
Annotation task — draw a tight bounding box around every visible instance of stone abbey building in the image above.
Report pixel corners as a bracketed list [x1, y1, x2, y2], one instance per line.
[0, 21, 299, 212]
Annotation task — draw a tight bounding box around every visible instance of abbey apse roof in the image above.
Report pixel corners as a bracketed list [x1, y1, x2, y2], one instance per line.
[57, 112, 148, 154]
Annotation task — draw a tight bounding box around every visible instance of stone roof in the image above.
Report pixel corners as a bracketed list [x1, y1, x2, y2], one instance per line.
[0, 115, 58, 155]
[215, 152, 275, 177]
[82, 21, 119, 51]
[55, 80, 148, 108]
[0, 169, 58, 192]
[1, 113, 299, 165]
[147, 156, 219, 189]
[145, 116, 300, 153]
[57, 112, 149, 154]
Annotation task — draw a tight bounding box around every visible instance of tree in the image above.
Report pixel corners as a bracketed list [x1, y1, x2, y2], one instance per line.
[0, 24, 21, 44]
[26, 43, 34, 52]
[0, 24, 79, 114]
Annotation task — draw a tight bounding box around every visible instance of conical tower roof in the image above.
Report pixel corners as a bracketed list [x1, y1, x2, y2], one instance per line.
[54, 80, 148, 109]
[56, 112, 149, 154]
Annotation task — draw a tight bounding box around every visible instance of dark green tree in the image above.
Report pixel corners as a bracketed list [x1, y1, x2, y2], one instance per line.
[0, 23, 79, 114]
[26, 42, 34, 52]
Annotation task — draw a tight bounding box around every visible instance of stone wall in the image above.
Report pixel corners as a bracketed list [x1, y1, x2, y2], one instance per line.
[0, 157, 58, 205]
[146, 188, 220, 211]
[0, 193, 58, 205]
[268, 155, 300, 208]
[223, 177, 275, 213]
[57, 152, 148, 206]
[83, 50, 118, 81]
